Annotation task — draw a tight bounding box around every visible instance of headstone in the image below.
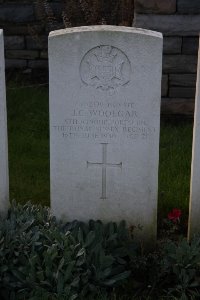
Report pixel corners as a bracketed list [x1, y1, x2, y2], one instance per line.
[188, 38, 200, 239]
[49, 26, 163, 245]
[0, 29, 9, 216]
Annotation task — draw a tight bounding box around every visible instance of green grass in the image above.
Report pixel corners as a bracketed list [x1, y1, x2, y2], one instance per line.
[7, 85, 193, 220]
[158, 118, 193, 219]
[7, 85, 50, 206]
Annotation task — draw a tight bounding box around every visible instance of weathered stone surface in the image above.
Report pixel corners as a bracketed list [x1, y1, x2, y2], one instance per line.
[26, 36, 48, 50]
[162, 75, 168, 97]
[28, 60, 48, 69]
[163, 37, 182, 54]
[135, 0, 176, 14]
[49, 26, 163, 246]
[169, 87, 195, 98]
[177, 0, 200, 14]
[134, 15, 200, 36]
[188, 40, 200, 239]
[161, 98, 194, 115]
[170, 74, 197, 87]
[6, 50, 39, 59]
[163, 55, 197, 74]
[0, 4, 34, 23]
[0, 29, 9, 216]
[4, 36, 24, 49]
[182, 37, 199, 54]
[5, 59, 27, 69]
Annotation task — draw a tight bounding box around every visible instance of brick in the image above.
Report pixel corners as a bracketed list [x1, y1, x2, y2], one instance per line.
[169, 87, 195, 98]
[40, 51, 48, 59]
[163, 37, 182, 54]
[26, 35, 48, 50]
[4, 36, 25, 50]
[0, 4, 34, 23]
[163, 55, 197, 74]
[161, 75, 168, 97]
[6, 50, 39, 59]
[5, 59, 27, 69]
[182, 37, 199, 54]
[134, 14, 200, 36]
[177, 0, 200, 14]
[170, 74, 197, 87]
[161, 98, 194, 115]
[135, 0, 176, 14]
[3, 0, 36, 2]
[28, 60, 48, 69]
[3, 25, 43, 36]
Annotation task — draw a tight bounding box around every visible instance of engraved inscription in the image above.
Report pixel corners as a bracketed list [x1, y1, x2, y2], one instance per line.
[80, 45, 131, 92]
[53, 100, 156, 141]
[87, 143, 122, 200]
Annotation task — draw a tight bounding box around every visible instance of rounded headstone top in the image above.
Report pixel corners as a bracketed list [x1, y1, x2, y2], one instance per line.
[49, 25, 162, 39]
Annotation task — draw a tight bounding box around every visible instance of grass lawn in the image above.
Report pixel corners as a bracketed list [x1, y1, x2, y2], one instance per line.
[7, 85, 193, 222]
[158, 117, 193, 220]
[7, 85, 49, 206]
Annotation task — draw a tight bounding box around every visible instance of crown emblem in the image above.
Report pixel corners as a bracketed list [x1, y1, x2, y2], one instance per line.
[80, 45, 131, 93]
[95, 46, 116, 63]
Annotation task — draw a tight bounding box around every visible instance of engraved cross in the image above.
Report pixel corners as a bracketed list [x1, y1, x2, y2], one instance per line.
[87, 143, 122, 200]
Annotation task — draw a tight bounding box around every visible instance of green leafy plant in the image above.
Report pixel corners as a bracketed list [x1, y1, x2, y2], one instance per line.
[161, 238, 200, 299]
[0, 202, 138, 299]
[2, 202, 200, 299]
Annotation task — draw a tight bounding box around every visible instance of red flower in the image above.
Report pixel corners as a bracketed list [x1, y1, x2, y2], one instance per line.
[168, 208, 182, 223]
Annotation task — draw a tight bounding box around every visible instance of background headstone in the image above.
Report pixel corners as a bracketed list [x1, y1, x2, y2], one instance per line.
[49, 26, 163, 245]
[0, 29, 9, 216]
[188, 38, 200, 239]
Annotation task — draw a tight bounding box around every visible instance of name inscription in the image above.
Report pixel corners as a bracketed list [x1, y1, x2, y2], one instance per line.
[53, 100, 155, 141]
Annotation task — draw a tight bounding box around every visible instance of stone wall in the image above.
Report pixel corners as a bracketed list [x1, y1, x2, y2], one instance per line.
[0, 0, 62, 72]
[0, 0, 133, 77]
[134, 0, 200, 115]
[1, 1, 200, 114]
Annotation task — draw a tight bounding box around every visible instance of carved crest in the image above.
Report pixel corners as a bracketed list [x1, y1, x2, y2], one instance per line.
[80, 45, 131, 92]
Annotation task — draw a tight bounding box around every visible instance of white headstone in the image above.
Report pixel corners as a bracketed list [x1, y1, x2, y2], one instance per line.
[188, 38, 200, 239]
[49, 26, 163, 245]
[0, 29, 9, 216]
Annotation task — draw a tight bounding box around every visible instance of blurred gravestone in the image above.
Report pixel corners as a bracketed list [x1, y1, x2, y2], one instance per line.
[0, 29, 9, 216]
[188, 38, 200, 239]
[49, 26, 163, 246]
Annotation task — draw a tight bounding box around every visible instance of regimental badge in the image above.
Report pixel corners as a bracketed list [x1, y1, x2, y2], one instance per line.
[80, 45, 131, 92]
